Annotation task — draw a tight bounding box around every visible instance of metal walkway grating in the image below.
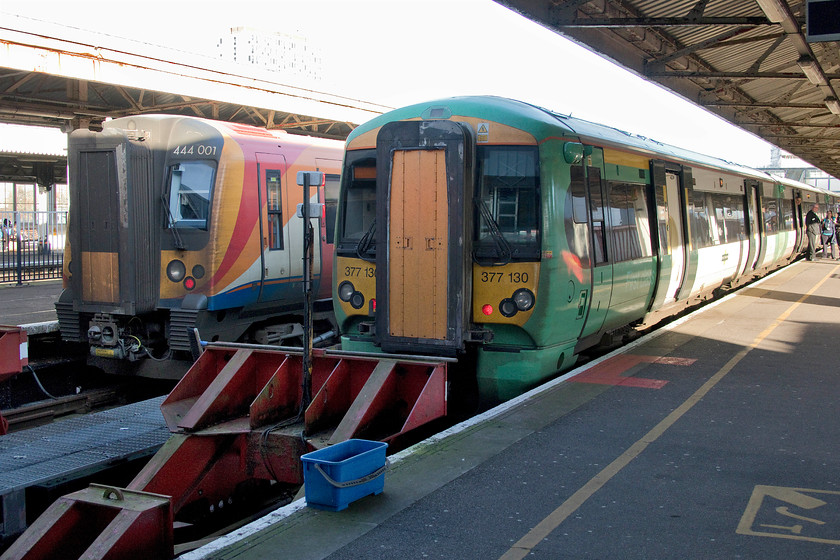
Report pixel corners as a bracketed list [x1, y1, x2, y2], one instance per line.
[0, 396, 170, 538]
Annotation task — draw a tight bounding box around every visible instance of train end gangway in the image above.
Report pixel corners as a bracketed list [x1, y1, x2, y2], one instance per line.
[1, 343, 450, 560]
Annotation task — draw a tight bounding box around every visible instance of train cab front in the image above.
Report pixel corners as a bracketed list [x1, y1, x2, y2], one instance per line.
[57, 116, 225, 377]
[335, 102, 548, 406]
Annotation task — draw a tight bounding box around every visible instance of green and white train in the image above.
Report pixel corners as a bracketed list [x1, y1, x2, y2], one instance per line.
[332, 96, 832, 406]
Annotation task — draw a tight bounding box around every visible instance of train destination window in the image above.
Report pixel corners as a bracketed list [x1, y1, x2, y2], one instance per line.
[474, 146, 540, 262]
[167, 161, 215, 229]
[266, 170, 284, 250]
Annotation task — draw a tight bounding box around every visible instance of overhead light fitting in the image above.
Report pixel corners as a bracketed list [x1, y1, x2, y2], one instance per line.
[755, 0, 790, 23]
[798, 56, 828, 86]
[826, 97, 840, 115]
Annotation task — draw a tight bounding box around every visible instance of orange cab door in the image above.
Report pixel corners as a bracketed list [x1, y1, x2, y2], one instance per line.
[375, 120, 474, 356]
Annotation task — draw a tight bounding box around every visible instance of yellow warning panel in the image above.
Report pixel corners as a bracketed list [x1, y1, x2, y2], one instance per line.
[388, 149, 448, 340]
[737, 485, 840, 544]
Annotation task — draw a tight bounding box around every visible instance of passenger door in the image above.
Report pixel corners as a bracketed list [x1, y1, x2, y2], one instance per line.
[648, 161, 688, 309]
[662, 171, 687, 303]
[578, 146, 613, 341]
[257, 152, 291, 302]
[745, 180, 762, 271]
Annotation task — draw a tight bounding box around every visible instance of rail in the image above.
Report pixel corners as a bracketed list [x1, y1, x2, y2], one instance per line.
[0, 211, 66, 284]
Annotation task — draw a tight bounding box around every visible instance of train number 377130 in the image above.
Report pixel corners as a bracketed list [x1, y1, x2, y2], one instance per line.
[481, 271, 529, 283]
[345, 266, 375, 278]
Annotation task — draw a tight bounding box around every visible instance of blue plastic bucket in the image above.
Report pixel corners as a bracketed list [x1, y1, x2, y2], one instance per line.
[300, 439, 389, 511]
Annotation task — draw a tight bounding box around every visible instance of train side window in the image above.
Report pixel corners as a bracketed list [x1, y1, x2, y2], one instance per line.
[565, 165, 591, 266]
[266, 169, 283, 250]
[764, 197, 779, 233]
[713, 194, 745, 242]
[167, 161, 215, 229]
[570, 166, 588, 224]
[688, 190, 715, 248]
[782, 197, 794, 230]
[587, 166, 607, 265]
[607, 182, 652, 261]
[323, 174, 340, 244]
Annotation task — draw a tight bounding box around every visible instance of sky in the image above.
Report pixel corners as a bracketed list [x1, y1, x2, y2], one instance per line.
[0, 0, 806, 169]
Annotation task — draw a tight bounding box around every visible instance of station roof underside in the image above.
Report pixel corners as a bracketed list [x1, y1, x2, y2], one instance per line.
[495, 0, 840, 179]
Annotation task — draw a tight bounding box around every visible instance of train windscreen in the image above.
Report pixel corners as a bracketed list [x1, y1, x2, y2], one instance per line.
[473, 145, 540, 263]
[338, 153, 377, 259]
[166, 161, 216, 229]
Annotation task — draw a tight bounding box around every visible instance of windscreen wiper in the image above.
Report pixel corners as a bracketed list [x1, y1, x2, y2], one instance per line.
[475, 198, 512, 265]
[356, 218, 376, 262]
[160, 194, 186, 250]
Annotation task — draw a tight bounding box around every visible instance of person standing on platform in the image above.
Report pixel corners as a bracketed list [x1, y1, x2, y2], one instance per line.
[806, 204, 821, 260]
[823, 211, 838, 259]
[834, 211, 840, 250]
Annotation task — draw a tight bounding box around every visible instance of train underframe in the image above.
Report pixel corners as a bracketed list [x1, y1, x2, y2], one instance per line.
[56, 296, 339, 379]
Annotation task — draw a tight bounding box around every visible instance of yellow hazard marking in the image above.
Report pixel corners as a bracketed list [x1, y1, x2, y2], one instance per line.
[498, 263, 840, 560]
[737, 485, 840, 544]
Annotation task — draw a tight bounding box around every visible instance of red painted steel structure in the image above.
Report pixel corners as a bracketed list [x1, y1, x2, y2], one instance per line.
[0, 326, 28, 435]
[0, 326, 27, 381]
[1, 345, 448, 560]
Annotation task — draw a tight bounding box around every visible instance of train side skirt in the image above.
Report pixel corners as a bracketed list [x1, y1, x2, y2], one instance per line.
[0, 345, 449, 560]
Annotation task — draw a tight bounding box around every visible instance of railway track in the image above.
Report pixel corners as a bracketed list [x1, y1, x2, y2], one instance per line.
[1, 385, 128, 433]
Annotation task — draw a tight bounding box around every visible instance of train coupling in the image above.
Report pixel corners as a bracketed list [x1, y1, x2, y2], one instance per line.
[467, 328, 494, 343]
[87, 313, 145, 361]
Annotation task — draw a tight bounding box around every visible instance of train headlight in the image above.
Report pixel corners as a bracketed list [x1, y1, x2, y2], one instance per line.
[339, 280, 365, 310]
[482, 304, 493, 316]
[513, 288, 535, 312]
[499, 298, 517, 318]
[338, 281, 355, 302]
[183, 277, 196, 290]
[166, 260, 187, 282]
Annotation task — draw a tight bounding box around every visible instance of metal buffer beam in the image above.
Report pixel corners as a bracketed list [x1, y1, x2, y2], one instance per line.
[1, 346, 449, 560]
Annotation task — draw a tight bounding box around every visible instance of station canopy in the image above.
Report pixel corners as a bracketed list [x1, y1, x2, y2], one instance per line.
[494, 0, 840, 179]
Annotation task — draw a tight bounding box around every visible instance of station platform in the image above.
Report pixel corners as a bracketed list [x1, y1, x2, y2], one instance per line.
[0, 279, 61, 334]
[182, 258, 840, 560]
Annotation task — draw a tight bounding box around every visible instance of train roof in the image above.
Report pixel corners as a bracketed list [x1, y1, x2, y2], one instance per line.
[349, 95, 828, 193]
[97, 114, 342, 149]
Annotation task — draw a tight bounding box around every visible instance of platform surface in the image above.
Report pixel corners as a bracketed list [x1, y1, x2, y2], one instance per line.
[0, 279, 61, 332]
[184, 258, 840, 560]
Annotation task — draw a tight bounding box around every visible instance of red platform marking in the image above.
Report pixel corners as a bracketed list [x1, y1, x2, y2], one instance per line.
[571, 354, 696, 389]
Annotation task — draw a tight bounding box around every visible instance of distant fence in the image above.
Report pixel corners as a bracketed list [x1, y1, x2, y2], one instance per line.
[0, 211, 67, 284]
